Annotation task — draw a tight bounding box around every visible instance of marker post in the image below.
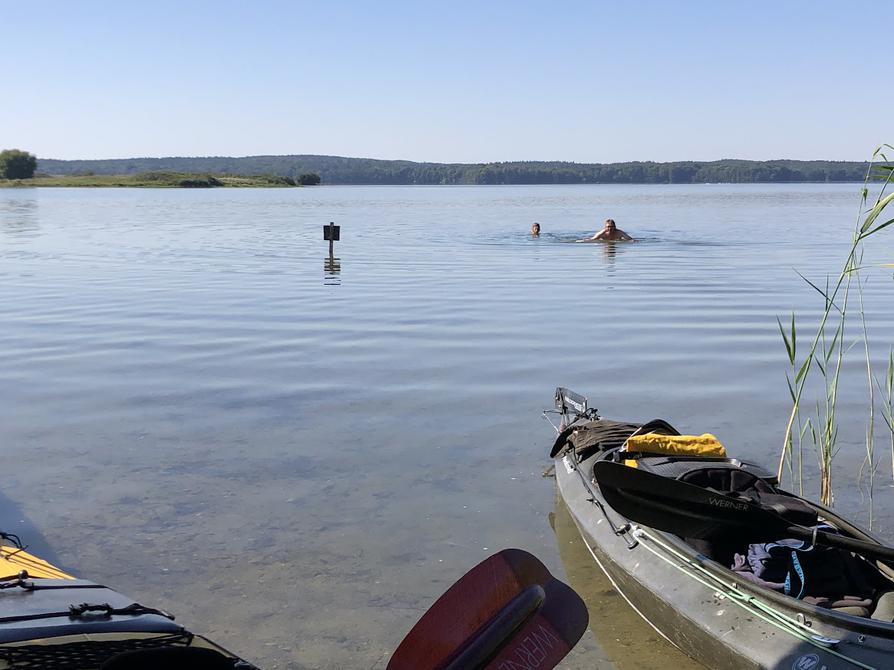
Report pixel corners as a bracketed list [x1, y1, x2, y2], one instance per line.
[323, 222, 340, 258]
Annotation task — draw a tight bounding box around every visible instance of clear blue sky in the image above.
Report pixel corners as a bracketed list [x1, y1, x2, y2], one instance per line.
[4, 1, 892, 162]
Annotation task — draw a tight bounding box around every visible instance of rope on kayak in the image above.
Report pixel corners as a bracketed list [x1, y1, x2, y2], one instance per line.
[571, 455, 638, 549]
[633, 527, 879, 670]
[0, 532, 24, 549]
[0, 602, 176, 626]
[0, 570, 105, 591]
[70, 602, 176, 619]
[0, 531, 30, 566]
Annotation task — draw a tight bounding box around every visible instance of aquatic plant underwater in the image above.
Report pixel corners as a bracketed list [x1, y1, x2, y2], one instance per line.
[778, 145, 894, 525]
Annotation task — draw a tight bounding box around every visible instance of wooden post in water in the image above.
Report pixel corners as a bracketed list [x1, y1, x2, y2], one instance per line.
[323, 221, 340, 258]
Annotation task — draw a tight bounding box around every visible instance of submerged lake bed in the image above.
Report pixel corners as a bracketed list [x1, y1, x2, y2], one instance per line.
[2, 184, 894, 668]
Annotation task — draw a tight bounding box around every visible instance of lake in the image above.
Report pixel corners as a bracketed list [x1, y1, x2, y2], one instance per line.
[2, 184, 894, 669]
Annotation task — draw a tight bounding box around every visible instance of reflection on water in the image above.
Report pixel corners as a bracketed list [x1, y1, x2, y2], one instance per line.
[597, 240, 629, 271]
[602, 241, 618, 265]
[550, 493, 705, 669]
[324, 255, 342, 285]
[0, 196, 39, 238]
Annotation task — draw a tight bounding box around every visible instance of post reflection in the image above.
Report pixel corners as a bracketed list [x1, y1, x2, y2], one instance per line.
[324, 256, 341, 286]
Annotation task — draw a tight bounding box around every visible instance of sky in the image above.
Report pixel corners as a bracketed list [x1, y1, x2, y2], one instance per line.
[4, 1, 893, 163]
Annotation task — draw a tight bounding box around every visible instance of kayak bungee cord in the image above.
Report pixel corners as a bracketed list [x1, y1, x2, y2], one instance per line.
[569, 454, 638, 549]
[0, 532, 23, 549]
[631, 527, 878, 670]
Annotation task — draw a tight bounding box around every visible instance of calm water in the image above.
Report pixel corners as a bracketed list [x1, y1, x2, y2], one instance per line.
[2, 184, 894, 669]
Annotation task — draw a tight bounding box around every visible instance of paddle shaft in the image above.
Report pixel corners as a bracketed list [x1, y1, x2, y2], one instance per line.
[787, 525, 894, 564]
[593, 460, 894, 565]
[443, 585, 544, 670]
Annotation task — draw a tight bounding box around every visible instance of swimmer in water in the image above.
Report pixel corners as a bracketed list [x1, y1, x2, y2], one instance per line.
[531, 222, 541, 236]
[578, 218, 633, 242]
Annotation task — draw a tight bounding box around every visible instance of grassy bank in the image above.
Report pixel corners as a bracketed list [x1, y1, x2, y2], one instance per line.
[0, 171, 300, 188]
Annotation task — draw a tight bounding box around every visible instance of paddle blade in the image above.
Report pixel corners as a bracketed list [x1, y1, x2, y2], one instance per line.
[593, 460, 791, 541]
[387, 548, 588, 670]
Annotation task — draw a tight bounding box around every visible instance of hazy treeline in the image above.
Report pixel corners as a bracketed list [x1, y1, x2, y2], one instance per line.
[38, 155, 869, 185]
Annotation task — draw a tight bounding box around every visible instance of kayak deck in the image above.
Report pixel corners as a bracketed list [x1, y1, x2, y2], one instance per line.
[0, 545, 72, 581]
[0, 536, 254, 668]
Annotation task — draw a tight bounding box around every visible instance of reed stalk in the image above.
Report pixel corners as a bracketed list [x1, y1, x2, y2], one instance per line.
[778, 145, 894, 505]
[856, 269, 877, 527]
[885, 352, 894, 483]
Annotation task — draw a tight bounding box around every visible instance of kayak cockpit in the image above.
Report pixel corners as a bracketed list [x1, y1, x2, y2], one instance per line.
[548, 390, 894, 626]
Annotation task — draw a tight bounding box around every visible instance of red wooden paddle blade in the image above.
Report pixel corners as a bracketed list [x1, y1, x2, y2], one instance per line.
[388, 548, 588, 670]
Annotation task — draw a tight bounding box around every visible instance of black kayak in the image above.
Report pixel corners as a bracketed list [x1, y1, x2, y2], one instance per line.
[547, 387, 894, 670]
[0, 532, 256, 669]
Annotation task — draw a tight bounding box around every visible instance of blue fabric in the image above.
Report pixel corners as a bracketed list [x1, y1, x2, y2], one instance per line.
[733, 526, 875, 602]
[749, 540, 813, 598]
[782, 550, 806, 599]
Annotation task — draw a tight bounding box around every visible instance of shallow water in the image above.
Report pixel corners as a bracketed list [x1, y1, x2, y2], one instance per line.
[551, 494, 704, 669]
[2, 184, 894, 668]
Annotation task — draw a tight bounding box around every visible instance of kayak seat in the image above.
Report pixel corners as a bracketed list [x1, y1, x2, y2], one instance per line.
[678, 466, 775, 494]
[677, 463, 774, 566]
[871, 590, 894, 622]
[676, 468, 817, 526]
[632, 455, 779, 487]
[632, 459, 793, 567]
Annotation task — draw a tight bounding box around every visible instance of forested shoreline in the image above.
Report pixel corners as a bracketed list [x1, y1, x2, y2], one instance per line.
[38, 155, 869, 185]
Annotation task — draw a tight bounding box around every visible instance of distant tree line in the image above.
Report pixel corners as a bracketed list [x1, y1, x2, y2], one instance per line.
[37, 155, 870, 185]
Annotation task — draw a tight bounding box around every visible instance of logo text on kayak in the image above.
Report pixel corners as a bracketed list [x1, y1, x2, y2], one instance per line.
[707, 496, 750, 511]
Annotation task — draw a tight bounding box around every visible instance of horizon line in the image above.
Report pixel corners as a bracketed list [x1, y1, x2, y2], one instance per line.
[37, 153, 870, 165]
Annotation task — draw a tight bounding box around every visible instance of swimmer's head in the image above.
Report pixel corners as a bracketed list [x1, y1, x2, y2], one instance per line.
[531, 223, 541, 236]
[605, 219, 616, 232]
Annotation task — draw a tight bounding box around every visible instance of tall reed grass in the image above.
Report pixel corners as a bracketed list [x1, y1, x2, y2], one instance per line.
[778, 145, 894, 514]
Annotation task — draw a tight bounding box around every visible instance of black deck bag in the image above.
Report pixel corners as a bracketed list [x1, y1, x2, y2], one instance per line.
[732, 532, 877, 611]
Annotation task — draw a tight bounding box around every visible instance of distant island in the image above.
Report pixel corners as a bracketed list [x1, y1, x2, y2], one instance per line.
[0, 149, 324, 187]
[0, 171, 321, 188]
[35, 155, 869, 185]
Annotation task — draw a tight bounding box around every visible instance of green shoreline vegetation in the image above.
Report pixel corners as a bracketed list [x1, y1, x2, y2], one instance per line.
[0, 149, 324, 187]
[1, 146, 873, 187]
[0, 172, 306, 188]
[37, 155, 869, 185]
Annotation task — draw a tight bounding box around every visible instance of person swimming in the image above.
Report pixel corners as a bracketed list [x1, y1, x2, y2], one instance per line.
[531, 222, 541, 236]
[578, 219, 633, 242]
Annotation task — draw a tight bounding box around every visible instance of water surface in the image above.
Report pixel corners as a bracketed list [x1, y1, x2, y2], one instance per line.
[2, 184, 894, 668]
